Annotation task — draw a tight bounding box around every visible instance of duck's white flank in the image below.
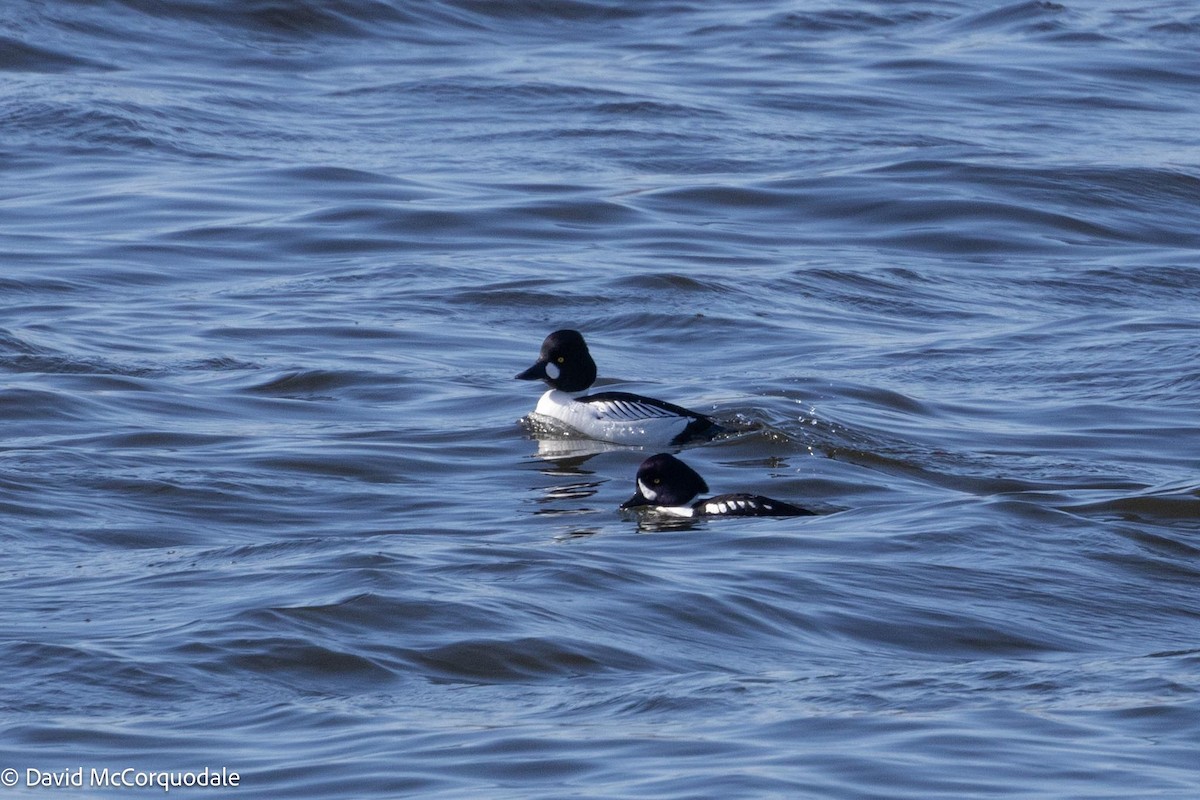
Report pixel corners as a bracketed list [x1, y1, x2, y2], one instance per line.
[533, 389, 696, 445]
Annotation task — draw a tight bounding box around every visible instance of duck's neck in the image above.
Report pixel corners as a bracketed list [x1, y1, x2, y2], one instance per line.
[536, 388, 585, 415]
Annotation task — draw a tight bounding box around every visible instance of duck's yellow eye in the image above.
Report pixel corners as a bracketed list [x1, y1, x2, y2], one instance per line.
[556, 356, 565, 364]
[653, 478, 661, 485]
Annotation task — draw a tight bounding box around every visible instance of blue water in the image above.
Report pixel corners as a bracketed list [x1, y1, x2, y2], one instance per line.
[3, 1, 1200, 797]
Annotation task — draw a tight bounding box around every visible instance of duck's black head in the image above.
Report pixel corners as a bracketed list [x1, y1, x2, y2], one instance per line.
[515, 329, 598, 393]
[620, 453, 709, 510]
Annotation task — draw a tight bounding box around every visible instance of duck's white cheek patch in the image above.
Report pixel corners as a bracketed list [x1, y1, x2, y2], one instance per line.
[638, 480, 658, 502]
[545, 362, 560, 380]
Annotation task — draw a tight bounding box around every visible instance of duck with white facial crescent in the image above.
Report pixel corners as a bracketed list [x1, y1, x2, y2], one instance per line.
[516, 330, 722, 446]
[621, 453, 814, 518]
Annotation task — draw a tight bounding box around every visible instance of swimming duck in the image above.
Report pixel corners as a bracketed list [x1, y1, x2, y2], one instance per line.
[516, 329, 722, 445]
[620, 453, 814, 517]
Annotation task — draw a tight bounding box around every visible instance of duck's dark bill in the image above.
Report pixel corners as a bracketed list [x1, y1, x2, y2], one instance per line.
[619, 492, 650, 510]
[515, 362, 547, 381]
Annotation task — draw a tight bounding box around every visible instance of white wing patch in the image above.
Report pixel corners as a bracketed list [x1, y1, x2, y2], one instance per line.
[589, 397, 682, 421]
[702, 497, 769, 515]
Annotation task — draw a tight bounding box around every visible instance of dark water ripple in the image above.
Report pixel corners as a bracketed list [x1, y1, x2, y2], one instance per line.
[4, 0, 1200, 797]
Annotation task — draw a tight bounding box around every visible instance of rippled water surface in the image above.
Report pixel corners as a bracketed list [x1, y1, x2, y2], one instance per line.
[3, 0, 1200, 797]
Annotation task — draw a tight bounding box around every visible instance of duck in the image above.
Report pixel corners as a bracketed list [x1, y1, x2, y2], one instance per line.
[620, 453, 814, 518]
[516, 329, 722, 445]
